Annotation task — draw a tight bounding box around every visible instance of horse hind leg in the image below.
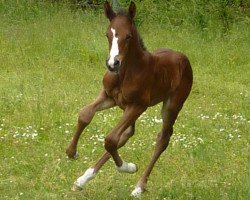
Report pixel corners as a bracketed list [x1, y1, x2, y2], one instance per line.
[131, 99, 181, 196]
[131, 80, 192, 197]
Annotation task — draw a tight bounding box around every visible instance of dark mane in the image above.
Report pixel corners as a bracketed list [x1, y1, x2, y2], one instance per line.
[115, 9, 147, 51]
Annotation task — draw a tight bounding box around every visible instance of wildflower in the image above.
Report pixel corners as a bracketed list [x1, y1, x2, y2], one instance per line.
[197, 137, 204, 143]
[97, 137, 104, 142]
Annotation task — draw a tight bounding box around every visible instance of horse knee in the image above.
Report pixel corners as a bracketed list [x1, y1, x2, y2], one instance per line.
[104, 135, 118, 153]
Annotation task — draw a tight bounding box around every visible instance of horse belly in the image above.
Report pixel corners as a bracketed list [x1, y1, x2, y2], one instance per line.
[151, 69, 172, 103]
[149, 86, 171, 106]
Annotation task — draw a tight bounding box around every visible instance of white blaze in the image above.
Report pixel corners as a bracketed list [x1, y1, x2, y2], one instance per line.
[108, 28, 119, 68]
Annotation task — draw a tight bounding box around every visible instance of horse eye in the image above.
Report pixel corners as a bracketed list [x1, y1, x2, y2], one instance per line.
[126, 34, 132, 40]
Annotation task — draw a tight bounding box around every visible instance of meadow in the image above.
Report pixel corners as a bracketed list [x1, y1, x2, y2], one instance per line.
[0, 1, 249, 199]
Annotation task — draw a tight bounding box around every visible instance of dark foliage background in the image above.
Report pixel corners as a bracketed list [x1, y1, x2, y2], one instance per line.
[1, 0, 249, 33]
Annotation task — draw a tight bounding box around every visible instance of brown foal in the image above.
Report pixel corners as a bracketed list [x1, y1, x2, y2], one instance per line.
[66, 1, 193, 196]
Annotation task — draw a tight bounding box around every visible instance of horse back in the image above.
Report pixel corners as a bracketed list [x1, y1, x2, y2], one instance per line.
[152, 48, 192, 83]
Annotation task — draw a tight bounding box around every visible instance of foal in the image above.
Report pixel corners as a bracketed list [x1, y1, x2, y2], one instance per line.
[66, 1, 193, 196]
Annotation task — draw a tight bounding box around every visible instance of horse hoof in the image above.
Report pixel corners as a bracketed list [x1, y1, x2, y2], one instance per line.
[71, 181, 83, 191]
[72, 152, 79, 159]
[66, 149, 79, 160]
[117, 161, 138, 174]
[131, 186, 144, 197]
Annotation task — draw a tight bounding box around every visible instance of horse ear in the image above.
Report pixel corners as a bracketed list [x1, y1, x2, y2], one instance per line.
[104, 1, 116, 21]
[128, 1, 136, 19]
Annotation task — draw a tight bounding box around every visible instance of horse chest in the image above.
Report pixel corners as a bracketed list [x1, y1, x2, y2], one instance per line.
[104, 81, 145, 109]
[104, 86, 130, 108]
[103, 71, 151, 108]
[109, 87, 125, 108]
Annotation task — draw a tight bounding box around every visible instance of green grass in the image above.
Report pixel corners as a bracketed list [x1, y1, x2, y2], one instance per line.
[0, 1, 249, 199]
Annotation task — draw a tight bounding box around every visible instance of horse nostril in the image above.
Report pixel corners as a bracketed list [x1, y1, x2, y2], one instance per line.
[106, 57, 120, 73]
[114, 59, 120, 67]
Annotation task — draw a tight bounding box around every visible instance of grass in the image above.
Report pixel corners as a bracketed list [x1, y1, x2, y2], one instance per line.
[0, 1, 249, 199]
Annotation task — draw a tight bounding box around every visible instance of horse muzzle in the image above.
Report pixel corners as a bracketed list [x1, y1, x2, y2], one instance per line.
[106, 56, 121, 73]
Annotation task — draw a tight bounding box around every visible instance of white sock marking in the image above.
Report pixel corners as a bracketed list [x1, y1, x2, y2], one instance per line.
[108, 28, 119, 68]
[74, 168, 96, 189]
[131, 186, 143, 197]
[117, 161, 137, 173]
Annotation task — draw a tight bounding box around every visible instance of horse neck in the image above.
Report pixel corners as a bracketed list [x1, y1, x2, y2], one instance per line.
[120, 30, 147, 75]
[120, 47, 145, 81]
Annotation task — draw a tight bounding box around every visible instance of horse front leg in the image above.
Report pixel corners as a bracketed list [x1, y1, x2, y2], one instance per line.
[66, 90, 115, 159]
[72, 124, 135, 191]
[104, 105, 146, 171]
[92, 123, 136, 172]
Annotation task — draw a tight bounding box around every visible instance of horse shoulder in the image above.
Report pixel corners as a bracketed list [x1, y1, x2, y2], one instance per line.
[103, 71, 120, 95]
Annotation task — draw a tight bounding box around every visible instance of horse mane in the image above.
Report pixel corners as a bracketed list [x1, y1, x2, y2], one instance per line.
[115, 9, 147, 51]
